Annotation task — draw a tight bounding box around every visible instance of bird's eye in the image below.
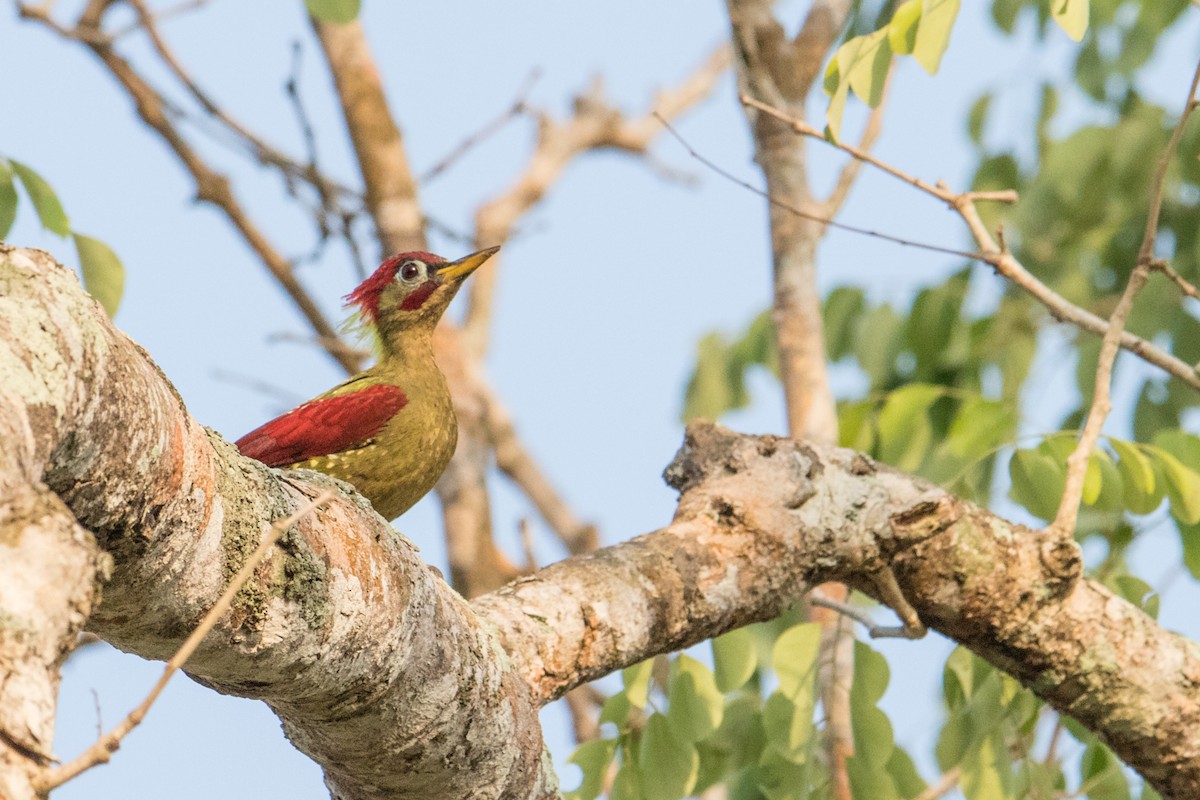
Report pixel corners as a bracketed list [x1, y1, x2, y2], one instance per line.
[398, 260, 424, 282]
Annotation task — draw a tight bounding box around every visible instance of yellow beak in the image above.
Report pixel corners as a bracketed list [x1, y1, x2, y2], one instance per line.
[437, 245, 500, 280]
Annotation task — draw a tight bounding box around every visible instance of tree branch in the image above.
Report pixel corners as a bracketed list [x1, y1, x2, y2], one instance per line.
[462, 46, 731, 360]
[36, 489, 336, 792]
[6, 246, 1200, 798]
[311, 17, 425, 255]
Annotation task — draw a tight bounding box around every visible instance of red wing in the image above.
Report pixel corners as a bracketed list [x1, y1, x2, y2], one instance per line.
[236, 384, 408, 467]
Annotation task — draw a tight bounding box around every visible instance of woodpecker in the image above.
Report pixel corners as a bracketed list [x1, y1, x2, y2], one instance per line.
[236, 246, 499, 519]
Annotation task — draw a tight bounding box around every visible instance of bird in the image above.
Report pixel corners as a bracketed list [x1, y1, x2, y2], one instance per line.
[235, 246, 499, 519]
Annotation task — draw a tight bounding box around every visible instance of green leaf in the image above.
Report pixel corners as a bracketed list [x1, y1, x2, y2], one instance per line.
[1112, 576, 1159, 620]
[1079, 741, 1130, 800]
[967, 93, 992, 146]
[838, 400, 875, 452]
[600, 690, 633, 728]
[845, 30, 892, 109]
[73, 233, 126, 318]
[960, 733, 1009, 800]
[1009, 447, 1066, 521]
[566, 738, 618, 800]
[824, 288, 865, 361]
[305, 0, 360, 24]
[761, 691, 815, 762]
[713, 627, 757, 693]
[638, 713, 699, 800]
[623, 659, 654, 709]
[1090, 449, 1125, 513]
[888, 0, 922, 55]
[876, 384, 943, 472]
[667, 655, 724, 742]
[851, 641, 889, 706]
[854, 304, 904, 388]
[1180, 522, 1200, 581]
[927, 395, 1016, 484]
[1051, 0, 1090, 42]
[886, 747, 926, 798]
[772, 623, 822, 697]
[1147, 446, 1200, 524]
[913, 0, 961, 74]
[610, 761, 641, 800]
[10, 160, 69, 236]
[0, 160, 17, 239]
[1081, 450, 1103, 506]
[1110, 438, 1160, 514]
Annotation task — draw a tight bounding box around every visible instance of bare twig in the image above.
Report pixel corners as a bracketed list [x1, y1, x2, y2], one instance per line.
[736, 94, 1200, 393]
[809, 593, 921, 640]
[124, 0, 362, 205]
[312, 18, 425, 255]
[563, 686, 603, 743]
[912, 766, 962, 800]
[420, 69, 541, 183]
[656, 113, 984, 261]
[36, 489, 336, 792]
[743, 95, 1020, 207]
[462, 46, 732, 360]
[111, 0, 208, 40]
[1153, 258, 1200, 301]
[1050, 60, 1200, 537]
[726, 5, 856, 796]
[518, 518, 538, 572]
[19, 3, 363, 375]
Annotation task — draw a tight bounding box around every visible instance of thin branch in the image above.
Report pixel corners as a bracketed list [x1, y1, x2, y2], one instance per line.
[312, 18, 425, 254]
[420, 69, 541, 183]
[656, 113, 984, 261]
[35, 489, 336, 792]
[809, 593, 919, 639]
[912, 766, 962, 800]
[1050, 59, 1200, 537]
[111, 0, 207, 40]
[743, 95, 1020, 207]
[563, 686, 603, 744]
[462, 46, 732, 360]
[1153, 258, 1200, 301]
[20, 3, 363, 375]
[124, 0, 362, 205]
[736, 94, 1200, 393]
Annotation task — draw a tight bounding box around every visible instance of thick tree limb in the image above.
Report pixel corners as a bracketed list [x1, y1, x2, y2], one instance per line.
[0, 248, 548, 800]
[4, 246, 1200, 797]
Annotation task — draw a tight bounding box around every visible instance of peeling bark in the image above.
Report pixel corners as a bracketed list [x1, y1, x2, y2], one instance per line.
[3, 246, 1200, 798]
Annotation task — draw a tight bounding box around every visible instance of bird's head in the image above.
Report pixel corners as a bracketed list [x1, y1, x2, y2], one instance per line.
[345, 246, 499, 345]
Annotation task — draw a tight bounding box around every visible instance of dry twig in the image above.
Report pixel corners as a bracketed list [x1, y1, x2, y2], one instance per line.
[19, 2, 362, 375]
[35, 489, 336, 792]
[1050, 61, 1200, 537]
[462, 46, 732, 360]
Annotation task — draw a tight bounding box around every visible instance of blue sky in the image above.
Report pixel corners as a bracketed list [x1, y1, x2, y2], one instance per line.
[4, 1, 1198, 797]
